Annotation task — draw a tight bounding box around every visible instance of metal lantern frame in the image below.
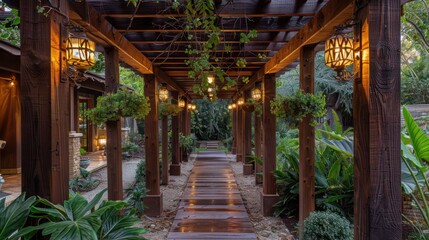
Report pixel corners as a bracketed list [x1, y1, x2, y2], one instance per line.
[178, 98, 185, 108]
[251, 86, 262, 102]
[159, 83, 169, 102]
[65, 35, 96, 70]
[237, 97, 245, 106]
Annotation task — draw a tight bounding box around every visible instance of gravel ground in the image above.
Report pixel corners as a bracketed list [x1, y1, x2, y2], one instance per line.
[230, 160, 295, 240]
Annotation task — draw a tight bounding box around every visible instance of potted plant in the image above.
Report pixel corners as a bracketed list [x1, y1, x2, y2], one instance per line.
[271, 90, 327, 127]
[79, 148, 91, 169]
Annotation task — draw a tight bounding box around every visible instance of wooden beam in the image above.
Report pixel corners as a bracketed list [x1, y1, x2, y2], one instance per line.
[243, 91, 253, 175]
[298, 44, 316, 238]
[105, 47, 123, 201]
[20, 0, 69, 203]
[170, 92, 181, 176]
[143, 74, 163, 216]
[261, 74, 277, 216]
[236, 108, 244, 162]
[165, 71, 253, 77]
[264, 0, 354, 73]
[161, 115, 169, 185]
[254, 112, 262, 185]
[68, 0, 153, 74]
[353, 0, 402, 238]
[231, 108, 237, 154]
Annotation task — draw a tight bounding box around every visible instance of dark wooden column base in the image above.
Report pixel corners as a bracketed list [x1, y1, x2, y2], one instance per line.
[182, 152, 189, 162]
[236, 154, 243, 162]
[231, 147, 236, 154]
[260, 192, 279, 216]
[243, 164, 254, 175]
[143, 193, 163, 217]
[169, 164, 181, 176]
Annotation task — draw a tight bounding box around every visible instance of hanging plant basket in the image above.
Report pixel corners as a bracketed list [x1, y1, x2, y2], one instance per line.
[271, 90, 327, 128]
[86, 89, 150, 124]
[159, 102, 182, 116]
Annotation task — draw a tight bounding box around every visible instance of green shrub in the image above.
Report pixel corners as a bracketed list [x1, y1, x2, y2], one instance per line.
[69, 168, 101, 192]
[125, 160, 147, 216]
[303, 211, 353, 240]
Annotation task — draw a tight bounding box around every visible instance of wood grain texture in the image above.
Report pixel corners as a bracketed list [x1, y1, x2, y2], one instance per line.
[105, 47, 123, 200]
[162, 115, 169, 185]
[236, 109, 243, 162]
[298, 44, 316, 237]
[243, 91, 252, 163]
[231, 108, 237, 154]
[262, 74, 276, 195]
[254, 114, 262, 184]
[144, 74, 160, 195]
[168, 151, 256, 239]
[20, 0, 69, 203]
[171, 92, 180, 166]
[353, 0, 402, 239]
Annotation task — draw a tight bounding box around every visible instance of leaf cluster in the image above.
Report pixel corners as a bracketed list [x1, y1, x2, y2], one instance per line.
[86, 89, 150, 125]
[303, 211, 353, 240]
[0, 7, 20, 46]
[159, 102, 182, 116]
[271, 90, 327, 127]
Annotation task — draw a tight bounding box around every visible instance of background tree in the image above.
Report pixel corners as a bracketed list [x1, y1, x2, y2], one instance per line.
[191, 99, 231, 140]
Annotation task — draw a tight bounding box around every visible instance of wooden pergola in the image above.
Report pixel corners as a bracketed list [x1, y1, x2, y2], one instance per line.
[7, 0, 404, 238]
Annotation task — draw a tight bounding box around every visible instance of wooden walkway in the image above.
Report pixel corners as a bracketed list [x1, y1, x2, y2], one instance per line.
[167, 150, 256, 240]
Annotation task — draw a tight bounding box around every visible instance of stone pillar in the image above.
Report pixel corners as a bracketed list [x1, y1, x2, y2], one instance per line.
[69, 131, 83, 178]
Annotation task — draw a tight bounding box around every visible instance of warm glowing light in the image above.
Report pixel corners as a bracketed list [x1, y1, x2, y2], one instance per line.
[208, 87, 213, 93]
[207, 75, 214, 84]
[237, 97, 245, 106]
[178, 98, 185, 108]
[10, 81, 14, 86]
[251, 87, 262, 102]
[228, 104, 232, 110]
[191, 104, 196, 110]
[159, 84, 169, 102]
[232, 103, 237, 109]
[99, 138, 106, 146]
[325, 34, 354, 72]
[65, 36, 96, 70]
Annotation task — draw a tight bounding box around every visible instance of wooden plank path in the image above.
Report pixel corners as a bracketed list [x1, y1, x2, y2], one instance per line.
[167, 150, 257, 240]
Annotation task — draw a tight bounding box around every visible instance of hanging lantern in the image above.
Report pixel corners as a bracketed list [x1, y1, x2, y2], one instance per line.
[178, 98, 185, 108]
[228, 104, 232, 110]
[324, 34, 354, 79]
[237, 97, 245, 106]
[251, 87, 262, 102]
[187, 103, 192, 111]
[231, 103, 237, 109]
[159, 84, 169, 102]
[207, 75, 214, 84]
[191, 104, 196, 110]
[65, 36, 96, 70]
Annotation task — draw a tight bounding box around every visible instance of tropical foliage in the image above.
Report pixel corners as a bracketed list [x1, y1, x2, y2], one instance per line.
[274, 111, 354, 219]
[179, 133, 195, 154]
[191, 99, 232, 140]
[0, 5, 20, 46]
[21, 190, 146, 239]
[0, 193, 36, 240]
[159, 102, 182, 116]
[125, 160, 147, 216]
[401, 106, 429, 238]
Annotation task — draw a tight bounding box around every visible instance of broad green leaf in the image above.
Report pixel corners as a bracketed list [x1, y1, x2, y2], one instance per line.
[403, 106, 429, 162]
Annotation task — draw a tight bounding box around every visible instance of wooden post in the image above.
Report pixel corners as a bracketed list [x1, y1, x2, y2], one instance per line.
[243, 92, 253, 175]
[353, 0, 402, 239]
[170, 92, 181, 175]
[298, 44, 316, 236]
[161, 115, 168, 185]
[105, 47, 123, 201]
[181, 100, 188, 162]
[143, 74, 163, 217]
[261, 74, 278, 216]
[20, 0, 69, 203]
[236, 108, 243, 162]
[254, 112, 262, 184]
[231, 107, 237, 154]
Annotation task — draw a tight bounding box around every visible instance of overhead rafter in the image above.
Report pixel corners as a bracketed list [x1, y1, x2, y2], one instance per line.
[67, 0, 187, 94]
[154, 67, 185, 95]
[264, 0, 354, 73]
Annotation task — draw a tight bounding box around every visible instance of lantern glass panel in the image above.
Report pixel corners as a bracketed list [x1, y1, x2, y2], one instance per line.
[65, 37, 96, 70]
[324, 35, 354, 70]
